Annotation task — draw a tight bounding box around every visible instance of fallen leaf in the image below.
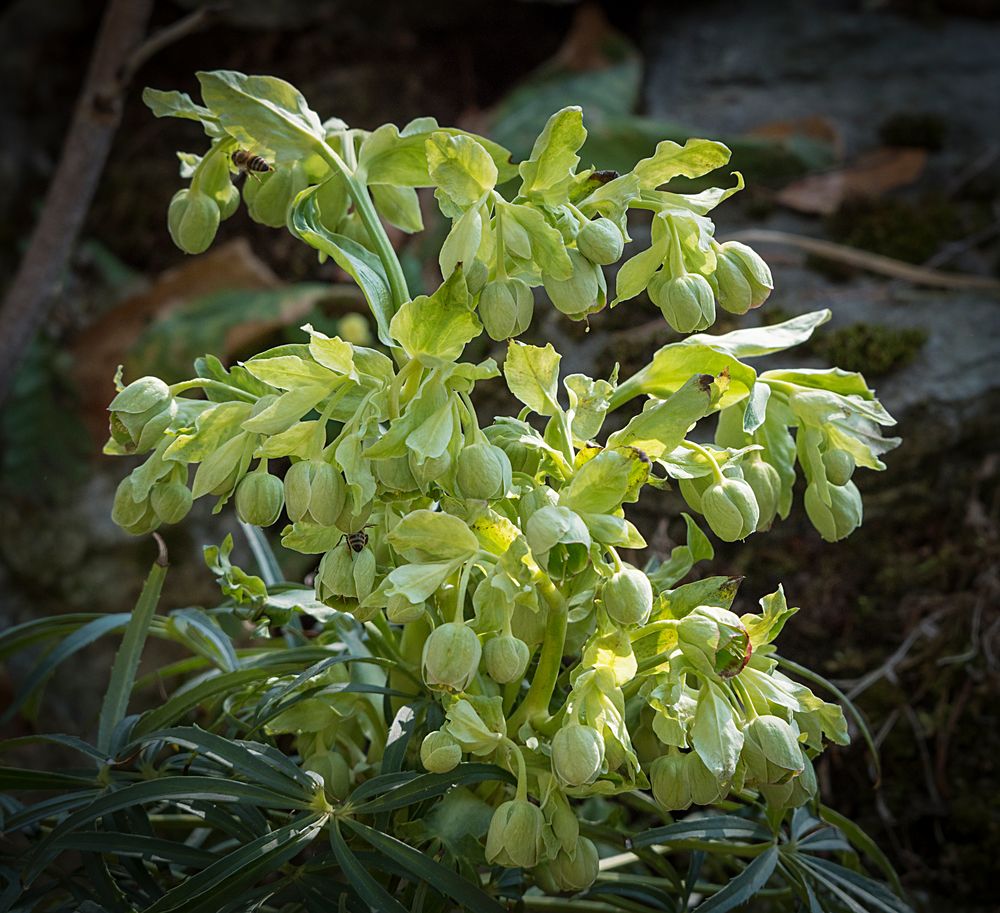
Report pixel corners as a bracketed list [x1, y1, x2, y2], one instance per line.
[776, 146, 928, 215]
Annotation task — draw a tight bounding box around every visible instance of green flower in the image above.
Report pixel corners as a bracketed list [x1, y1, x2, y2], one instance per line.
[150, 475, 193, 525]
[167, 188, 220, 254]
[421, 622, 481, 692]
[419, 730, 462, 773]
[534, 837, 599, 893]
[486, 799, 545, 869]
[456, 442, 511, 501]
[576, 218, 624, 265]
[701, 477, 759, 541]
[804, 480, 862, 542]
[284, 459, 346, 526]
[648, 271, 715, 333]
[713, 241, 772, 312]
[601, 563, 653, 626]
[543, 249, 602, 319]
[235, 470, 284, 527]
[551, 724, 604, 787]
[741, 715, 805, 786]
[479, 278, 534, 341]
[108, 376, 174, 453]
[822, 448, 855, 486]
[650, 751, 692, 811]
[744, 457, 781, 531]
[484, 634, 530, 684]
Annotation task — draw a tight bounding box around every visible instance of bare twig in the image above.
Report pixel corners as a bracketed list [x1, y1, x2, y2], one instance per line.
[121, 4, 226, 84]
[0, 0, 154, 405]
[730, 228, 1000, 292]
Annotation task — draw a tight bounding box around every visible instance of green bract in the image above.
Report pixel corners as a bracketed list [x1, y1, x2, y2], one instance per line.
[0, 69, 908, 913]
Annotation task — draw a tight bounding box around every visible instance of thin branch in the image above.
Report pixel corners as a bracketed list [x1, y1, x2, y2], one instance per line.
[121, 4, 227, 84]
[0, 0, 154, 405]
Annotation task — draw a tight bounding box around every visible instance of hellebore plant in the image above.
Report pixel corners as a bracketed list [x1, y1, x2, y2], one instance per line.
[0, 71, 911, 913]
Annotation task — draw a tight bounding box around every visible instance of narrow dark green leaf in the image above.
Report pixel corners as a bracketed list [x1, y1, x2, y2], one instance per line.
[381, 705, 416, 776]
[98, 547, 168, 754]
[51, 832, 218, 867]
[798, 856, 912, 913]
[344, 818, 505, 913]
[0, 767, 98, 790]
[329, 820, 409, 913]
[239, 520, 283, 586]
[632, 814, 773, 849]
[1, 615, 130, 724]
[694, 845, 779, 913]
[142, 814, 325, 913]
[0, 613, 115, 659]
[167, 608, 238, 673]
[0, 733, 106, 763]
[348, 764, 515, 815]
[2, 789, 101, 834]
[818, 804, 905, 897]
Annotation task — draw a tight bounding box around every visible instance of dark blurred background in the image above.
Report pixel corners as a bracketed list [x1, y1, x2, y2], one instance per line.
[0, 1, 998, 910]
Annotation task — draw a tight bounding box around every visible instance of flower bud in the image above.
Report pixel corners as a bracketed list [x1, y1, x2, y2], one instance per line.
[479, 278, 534, 341]
[576, 218, 624, 265]
[420, 730, 462, 773]
[543, 249, 601, 318]
[648, 271, 715, 334]
[150, 477, 193, 525]
[535, 837, 599, 893]
[484, 634, 530, 684]
[108, 377, 174, 453]
[650, 752, 692, 811]
[421, 622, 481, 692]
[456, 442, 511, 501]
[216, 182, 241, 220]
[112, 475, 150, 529]
[167, 188, 220, 255]
[804, 480, 862, 542]
[303, 750, 350, 800]
[686, 751, 725, 805]
[484, 423, 541, 476]
[742, 715, 805, 786]
[601, 563, 653, 627]
[375, 455, 419, 493]
[466, 258, 489, 296]
[678, 474, 711, 514]
[244, 162, 309, 228]
[284, 459, 346, 526]
[409, 450, 452, 491]
[701, 477, 760, 541]
[716, 241, 772, 309]
[744, 457, 781, 531]
[486, 799, 545, 869]
[315, 546, 357, 602]
[822, 448, 855, 486]
[235, 471, 284, 527]
[386, 593, 425, 624]
[551, 724, 604, 787]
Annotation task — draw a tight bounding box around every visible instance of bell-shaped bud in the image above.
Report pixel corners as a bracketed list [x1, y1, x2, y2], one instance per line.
[235, 470, 284, 527]
[486, 799, 545, 869]
[576, 218, 624, 265]
[804, 480, 862, 542]
[479, 278, 534, 341]
[303, 750, 350, 800]
[484, 634, 530, 684]
[375, 455, 419, 493]
[744, 457, 781, 531]
[150, 477, 193, 525]
[822, 448, 855, 486]
[108, 376, 174, 453]
[601, 563, 653, 627]
[551, 724, 604, 787]
[685, 751, 726, 805]
[409, 450, 452, 491]
[420, 730, 462, 773]
[716, 241, 772, 310]
[678, 474, 711, 514]
[456, 441, 511, 501]
[701, 477, 760, 541]
[742, 715, 805, 786]
[485, 423, 541, 477]
[112, 474, 151, 529]
[648, 271, 715, 333]
[466, 258, 489, 296]
[244, 162, 309, 228]
[650, 752, 693, 811]
[167, 188, 220, 255]
[543, 249, 601, 318]
[535, 837, 599, 893]
[386, 593, 425, 624]
[315, 546, 357, 602]
[216, 182, 241, 220]
[421, 622, 481, 692]
[284, 459, 346, 526]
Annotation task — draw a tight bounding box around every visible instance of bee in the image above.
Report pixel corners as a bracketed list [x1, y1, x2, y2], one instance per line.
[231, 148, 272, 181]
[338, 526, 374, 555]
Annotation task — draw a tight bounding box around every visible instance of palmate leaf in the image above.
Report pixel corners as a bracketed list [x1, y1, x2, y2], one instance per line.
[344, 818, 506, 913]
[695, 845, 780, 913]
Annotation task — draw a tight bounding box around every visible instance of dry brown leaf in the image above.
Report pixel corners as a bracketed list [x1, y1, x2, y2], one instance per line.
[748, 116, 845, 160]
[776, 146, 928, 215]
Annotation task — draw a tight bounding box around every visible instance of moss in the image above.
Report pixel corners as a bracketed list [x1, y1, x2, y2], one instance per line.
[878, 111, 947, 150]
[815, 322, 927, 375]
[824, 195, 961, 265]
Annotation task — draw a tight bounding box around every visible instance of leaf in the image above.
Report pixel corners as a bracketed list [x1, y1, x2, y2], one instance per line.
[0, 768, 98, 790]
[388, 509, 479, 562]
[695, 845, 779, 913]
[691, 680, 743, 779]
[348, 763, 515, 815]
[688, 310, 832, 359]
[389, 270, 479, 364]
[502, 202, 573, 279]
[426, 132, 498, 207]
[142, 88, 219, 134]
[0, 614, 127, 724]
[518, 106, 587, 203]
[51, 832, 219, 867]
[633, 137, 732, 188]
[607, 373, 716, 459]
[344, 818, 506, 913]
[290, 186, 396, 348]
[559, 450, 632, 514]
[383, 561, 464, 603]
[381, 705, 417, 776]
[633, 815, 773, 849]
[329, 821, 410, 913]
[504, 342, 562, 416]
[371, 183, 424, 233]
[197, 70, 325, 163]
[818, 805, 904, 897]
[646, 513, 714, 590]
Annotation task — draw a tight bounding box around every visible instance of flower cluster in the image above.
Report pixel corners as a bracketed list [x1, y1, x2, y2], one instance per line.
[107, 71, 900, 890]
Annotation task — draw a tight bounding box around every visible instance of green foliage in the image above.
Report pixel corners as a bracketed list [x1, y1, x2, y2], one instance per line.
[0, 70, 913, 913]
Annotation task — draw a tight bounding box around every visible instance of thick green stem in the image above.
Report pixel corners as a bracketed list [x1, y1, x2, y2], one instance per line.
[507, 575, 567, 734]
